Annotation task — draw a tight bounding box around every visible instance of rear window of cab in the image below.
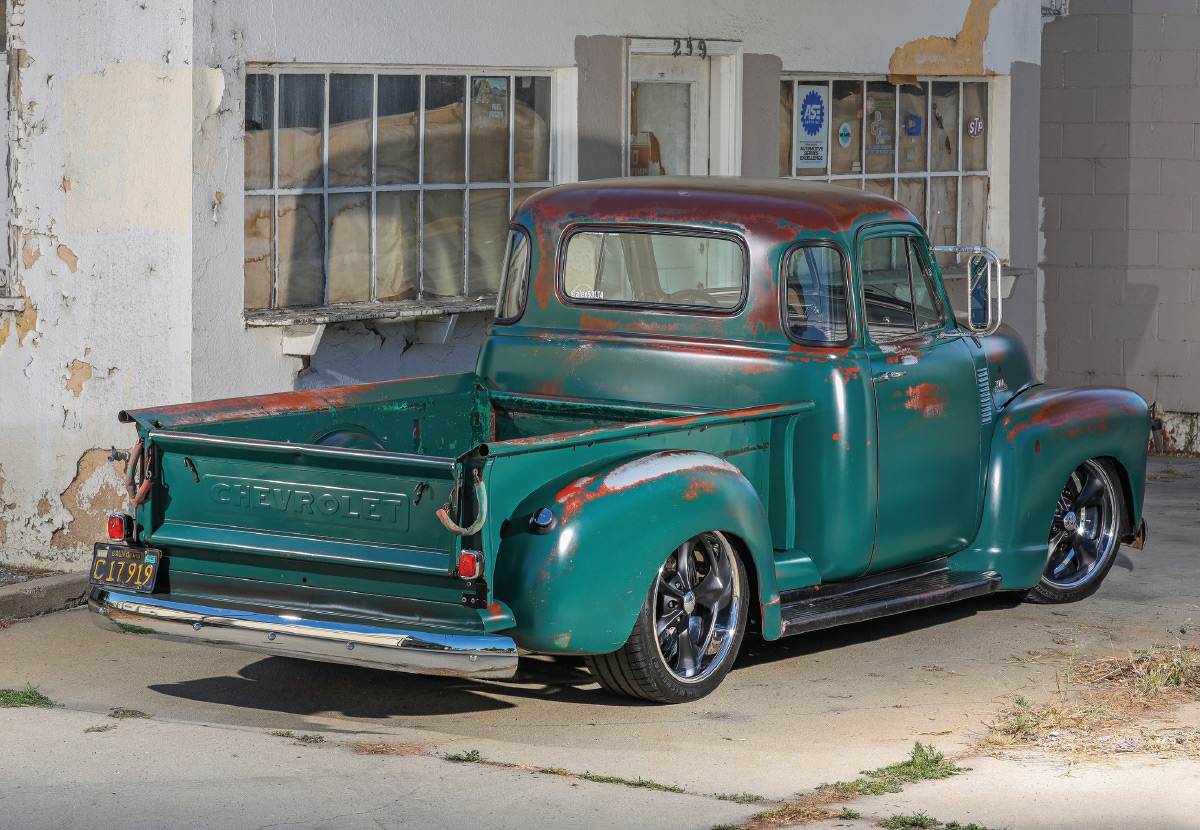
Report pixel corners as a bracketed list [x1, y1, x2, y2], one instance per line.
[558, 228, 747, 312]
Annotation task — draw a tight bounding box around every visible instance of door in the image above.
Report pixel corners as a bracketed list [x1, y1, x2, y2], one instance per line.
[629, 54, 710, 176]
[859, 228, 986, 573]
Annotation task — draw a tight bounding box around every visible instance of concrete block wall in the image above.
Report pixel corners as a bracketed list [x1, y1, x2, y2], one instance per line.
[1041, 2, 1200, 444]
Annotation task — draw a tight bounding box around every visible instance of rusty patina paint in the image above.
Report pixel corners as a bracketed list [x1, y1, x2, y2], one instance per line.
[1002, 387, 1144, 444]
[900, 382, 948, 419]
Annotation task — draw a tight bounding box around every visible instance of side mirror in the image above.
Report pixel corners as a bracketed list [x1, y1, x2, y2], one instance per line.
[932, 245, 1003, 337]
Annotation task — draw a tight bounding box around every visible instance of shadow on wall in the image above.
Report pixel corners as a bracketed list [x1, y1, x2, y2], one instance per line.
[1043, 199, 1158, 395]
[296, 311, 492, 391]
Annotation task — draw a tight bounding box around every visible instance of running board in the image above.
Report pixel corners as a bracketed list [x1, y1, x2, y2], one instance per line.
[779, 559, 1001, 637]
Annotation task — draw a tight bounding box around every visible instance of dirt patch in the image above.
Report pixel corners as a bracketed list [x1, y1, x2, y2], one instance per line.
[0, 564, 63, 587]
[984, 641, 1200, 759]
[349, 741, 432, 756]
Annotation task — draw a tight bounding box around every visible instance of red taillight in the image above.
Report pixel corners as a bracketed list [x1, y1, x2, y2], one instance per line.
[107, 513, 131, 541]
[458, 550, 483, 580]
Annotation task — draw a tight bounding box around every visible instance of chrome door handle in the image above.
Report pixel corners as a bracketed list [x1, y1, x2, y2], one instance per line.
[874, 371, 907, 382]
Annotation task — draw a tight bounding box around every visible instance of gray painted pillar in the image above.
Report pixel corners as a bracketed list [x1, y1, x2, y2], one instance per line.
[741, 53, 782, 178]
[575, 35, 627, 181]
[1005, 60, 1042, 359]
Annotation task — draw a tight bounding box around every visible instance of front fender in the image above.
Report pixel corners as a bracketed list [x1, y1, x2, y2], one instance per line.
[491, 450, 778, 654]
[949, 386, 1149, 588]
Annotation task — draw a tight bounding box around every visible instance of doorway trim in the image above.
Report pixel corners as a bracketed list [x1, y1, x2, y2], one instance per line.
[626, 38, 743, 177]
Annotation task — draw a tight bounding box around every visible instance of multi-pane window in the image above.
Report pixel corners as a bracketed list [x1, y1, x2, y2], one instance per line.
[780, 78, 989, 267]
[244, 69, 553, 312]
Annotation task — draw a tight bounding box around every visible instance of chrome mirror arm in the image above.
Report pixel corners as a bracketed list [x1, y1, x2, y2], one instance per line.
[932, 245, 1003, 337]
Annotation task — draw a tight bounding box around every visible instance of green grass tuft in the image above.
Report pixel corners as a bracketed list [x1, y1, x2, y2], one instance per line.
[269, 730, 296, 738]
[576, 772, 684, 792]
[108, 708, 151, 719]
[817, 777, 902, 796]
[862, 742, 970, 783]
[445, 749, 483, 763]
[714, 792, 766, 804]
[115, 622, 157, 635]
[0, 684, 53, 708]
[883, 812, 940, 829]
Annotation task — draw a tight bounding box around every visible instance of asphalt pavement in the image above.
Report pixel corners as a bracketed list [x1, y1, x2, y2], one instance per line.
[1, 457, 1197, 830]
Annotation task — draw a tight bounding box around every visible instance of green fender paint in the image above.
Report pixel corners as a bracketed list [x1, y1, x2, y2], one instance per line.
[491, 449, 781, 654]
[948, 385, 1149, 587]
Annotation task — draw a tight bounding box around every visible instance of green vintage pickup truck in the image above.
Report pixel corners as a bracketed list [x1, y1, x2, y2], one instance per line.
[90, 178, 1149, 703]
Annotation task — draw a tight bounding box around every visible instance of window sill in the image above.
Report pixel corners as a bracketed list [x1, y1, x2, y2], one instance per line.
[244, 296, 497, 327]
[0, 296, 26, 313]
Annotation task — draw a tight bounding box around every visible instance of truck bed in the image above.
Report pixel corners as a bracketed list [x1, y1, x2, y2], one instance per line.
[115, 374, 811, 644]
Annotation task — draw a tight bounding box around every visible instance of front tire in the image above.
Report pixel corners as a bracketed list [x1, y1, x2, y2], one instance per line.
[1025, 458, 1124, 604]
[585, 531, 748, 703]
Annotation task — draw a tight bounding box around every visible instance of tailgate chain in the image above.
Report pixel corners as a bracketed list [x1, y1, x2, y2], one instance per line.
[436, 470, 487, 536]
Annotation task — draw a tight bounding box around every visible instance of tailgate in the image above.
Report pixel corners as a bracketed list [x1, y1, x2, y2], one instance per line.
[142, 430, 467, 599]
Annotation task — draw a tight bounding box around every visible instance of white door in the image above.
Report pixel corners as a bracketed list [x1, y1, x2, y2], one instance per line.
[629, 54, 711, 176]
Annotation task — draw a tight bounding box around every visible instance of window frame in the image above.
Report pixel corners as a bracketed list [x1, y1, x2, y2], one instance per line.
[779, 75, 992, 267]
[493, 224, 532, 325]
[243, 64, 557, 321]
[555, 224, 751, 317]
[855, 225, 954, 344]
[778, 240, 855, 348]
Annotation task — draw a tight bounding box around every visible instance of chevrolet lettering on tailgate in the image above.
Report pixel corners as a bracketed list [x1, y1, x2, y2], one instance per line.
[208, 477, 409, 529]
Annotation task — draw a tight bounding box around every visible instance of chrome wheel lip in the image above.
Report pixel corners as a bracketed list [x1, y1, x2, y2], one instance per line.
[1041, 459, 1120, 591]
[652, 531, 741, 685]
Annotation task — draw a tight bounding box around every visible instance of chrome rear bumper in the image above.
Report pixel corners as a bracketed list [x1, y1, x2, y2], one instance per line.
[88, 588, 518, 680]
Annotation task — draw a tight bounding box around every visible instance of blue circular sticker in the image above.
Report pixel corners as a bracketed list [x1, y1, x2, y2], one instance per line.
[800, 89, 825, 137]
[838, 122, 853, 148]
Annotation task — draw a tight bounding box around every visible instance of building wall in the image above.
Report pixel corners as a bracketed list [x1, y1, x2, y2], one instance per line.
[1041, 1, 1200, 448]
[0, 0, 1042, 569]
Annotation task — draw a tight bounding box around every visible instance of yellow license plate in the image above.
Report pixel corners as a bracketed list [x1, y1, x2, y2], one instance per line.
[89, 544, 160, 593]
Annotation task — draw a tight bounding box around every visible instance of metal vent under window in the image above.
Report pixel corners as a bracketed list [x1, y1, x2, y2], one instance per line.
[977, 367, 993, 424]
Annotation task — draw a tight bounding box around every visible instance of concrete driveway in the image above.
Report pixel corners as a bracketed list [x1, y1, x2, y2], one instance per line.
[2, 457, 1197, 830]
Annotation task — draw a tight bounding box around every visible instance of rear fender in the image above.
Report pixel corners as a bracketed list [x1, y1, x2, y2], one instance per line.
[491, 450, 779, 654]
[949, 386, 1149, 588]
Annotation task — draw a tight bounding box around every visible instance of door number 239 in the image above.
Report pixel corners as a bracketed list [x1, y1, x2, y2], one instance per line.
[672, 37, 708, 59]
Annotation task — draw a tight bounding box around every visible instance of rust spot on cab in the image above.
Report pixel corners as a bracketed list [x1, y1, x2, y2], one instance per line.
[902, 383, 947, 419]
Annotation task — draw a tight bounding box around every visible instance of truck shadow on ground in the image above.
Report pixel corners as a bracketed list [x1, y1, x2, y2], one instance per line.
[146, 594, 1024, 721]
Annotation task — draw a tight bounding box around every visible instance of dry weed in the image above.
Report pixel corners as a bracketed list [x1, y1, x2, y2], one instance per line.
[984, 639, 1200, 759]
[349, 741, 431, 756]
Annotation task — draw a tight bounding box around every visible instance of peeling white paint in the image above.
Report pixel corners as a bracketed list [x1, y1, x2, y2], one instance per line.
[602, 452, 740, 492]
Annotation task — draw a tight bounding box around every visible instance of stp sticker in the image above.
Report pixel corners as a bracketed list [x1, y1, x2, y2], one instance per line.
[968, 115, 985, 139]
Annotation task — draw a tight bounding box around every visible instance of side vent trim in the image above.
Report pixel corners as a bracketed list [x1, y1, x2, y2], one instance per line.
[977, 367, 993, 424]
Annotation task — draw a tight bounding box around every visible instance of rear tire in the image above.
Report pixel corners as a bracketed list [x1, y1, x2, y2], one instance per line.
[585, 531, 748, 703]
[1025, 458, 1124, 604]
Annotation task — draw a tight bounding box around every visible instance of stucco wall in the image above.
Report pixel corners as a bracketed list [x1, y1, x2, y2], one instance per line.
[0, 0, 1042, 569]
[0, 1, 197, 567]
[1041, 1, 1200, 446]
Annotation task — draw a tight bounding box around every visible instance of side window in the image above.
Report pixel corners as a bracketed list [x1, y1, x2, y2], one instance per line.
[860, 235, 945, 340]
[495, 229, 530, 322]
[783, 245, 850, 344]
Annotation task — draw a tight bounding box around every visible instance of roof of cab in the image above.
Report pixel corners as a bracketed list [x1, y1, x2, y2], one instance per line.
[518, 176, 918, 236]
